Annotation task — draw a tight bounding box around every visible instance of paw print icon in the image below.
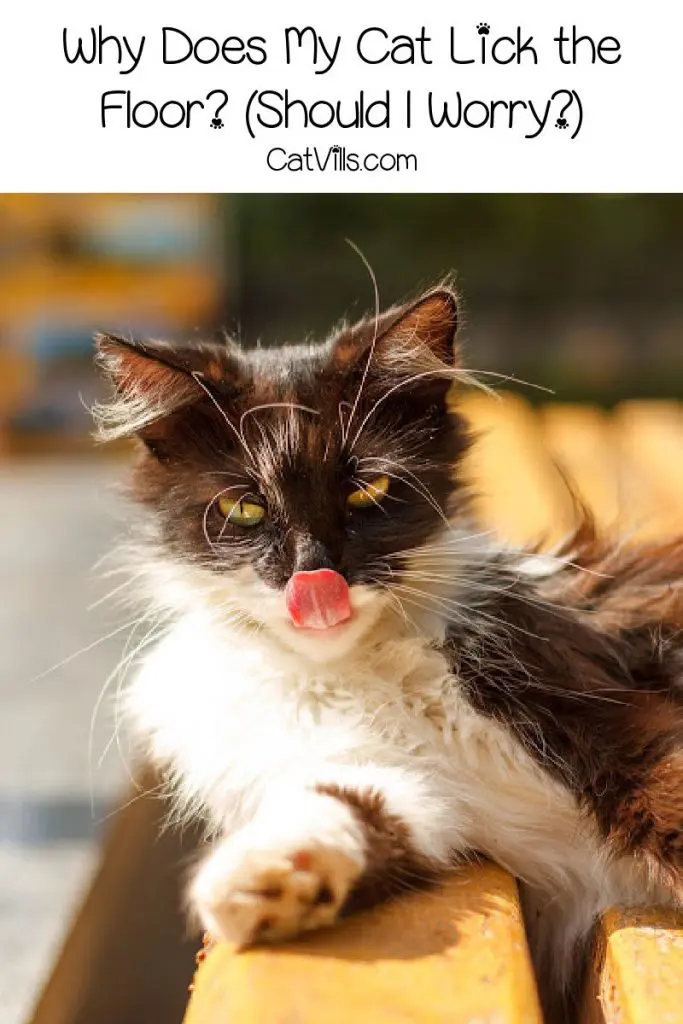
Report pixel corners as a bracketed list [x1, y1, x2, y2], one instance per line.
[477, 23, 490, 35]
[555, 117, 569, 130]
[210, 118, 224, 130]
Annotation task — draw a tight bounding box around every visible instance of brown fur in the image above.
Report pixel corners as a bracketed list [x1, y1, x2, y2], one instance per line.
[447, 517, 683, 887]
[316, 783, 443, 912]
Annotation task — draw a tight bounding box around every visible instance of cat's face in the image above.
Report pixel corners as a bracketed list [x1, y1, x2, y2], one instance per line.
[96, 288, 470, 661]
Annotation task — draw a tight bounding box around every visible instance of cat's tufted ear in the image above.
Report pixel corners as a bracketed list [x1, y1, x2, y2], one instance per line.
[332, 286, 459, 373]
[94, 333, 240, 445]
[381, 288, 459, 366]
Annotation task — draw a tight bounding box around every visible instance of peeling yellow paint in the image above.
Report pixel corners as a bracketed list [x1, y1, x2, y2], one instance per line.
[589, 907, 683, 1024]
[185, 863, 542, 1024]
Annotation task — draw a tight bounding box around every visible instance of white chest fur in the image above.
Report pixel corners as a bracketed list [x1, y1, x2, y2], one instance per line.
[128, 607, 661, 929]
[128, 602, 674, 989]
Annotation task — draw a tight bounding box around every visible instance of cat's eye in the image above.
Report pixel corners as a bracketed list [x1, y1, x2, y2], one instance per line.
[218, 497, 266, 528]
[347, 474, 390, 509]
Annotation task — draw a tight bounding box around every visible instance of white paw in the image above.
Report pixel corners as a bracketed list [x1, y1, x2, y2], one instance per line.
[190, 790, 366, 945]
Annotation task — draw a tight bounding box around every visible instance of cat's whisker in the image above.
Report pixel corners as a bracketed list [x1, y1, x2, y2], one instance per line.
[358, 463, 453, 531]
[386, 582, 468, 625]
[108, 623, 175, 780]
[350, 363, 551, 454]
[386, 529, 498, 556]
[202, 485, 251, 552]
[342, 239, 381, 446]
[460, 367, 555, 395]
[251, 414, 273, 465]
[338, 400, 352, 446]
[88, 612, 170, 809]
[95, 614, 174, 778]
[367, 577, 420, 631]
[350, 478, 391, 516]
[191, 372, 257, 468]
[239, 402, 320, 434]
[29, 618, 146, 685]
[390, 532, 614, 583]
[87, 571, 146, 611]
[350, 368, 454, 451]
[96, 779, 168, 826]
[396, 568, 564, 610]
[388, 581, 549, 643]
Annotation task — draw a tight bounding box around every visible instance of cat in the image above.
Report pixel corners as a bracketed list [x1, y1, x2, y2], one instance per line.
[94, 285, 683, 1020]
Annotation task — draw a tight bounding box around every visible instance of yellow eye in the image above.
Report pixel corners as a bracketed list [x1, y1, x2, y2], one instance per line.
[218, 497, 266, 527]
[347, 474, 390, 509]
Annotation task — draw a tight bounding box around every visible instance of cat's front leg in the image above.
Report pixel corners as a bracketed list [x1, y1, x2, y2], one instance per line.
[190, 787, 364, 943]
[190, 770, 453, 945]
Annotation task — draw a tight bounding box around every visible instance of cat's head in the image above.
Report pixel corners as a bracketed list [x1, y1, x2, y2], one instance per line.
[95, 286, 472, 661]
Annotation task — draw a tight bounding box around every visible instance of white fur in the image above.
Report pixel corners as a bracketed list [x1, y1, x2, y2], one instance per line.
[190, 788, 365, 944]
[122, 531, 674, 989]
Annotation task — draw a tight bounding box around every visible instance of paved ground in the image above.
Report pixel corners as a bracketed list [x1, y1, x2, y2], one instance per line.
[0, 461, 130, 1024]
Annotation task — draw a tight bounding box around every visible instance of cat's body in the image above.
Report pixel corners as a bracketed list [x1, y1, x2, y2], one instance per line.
[96, 286, 683, 1020]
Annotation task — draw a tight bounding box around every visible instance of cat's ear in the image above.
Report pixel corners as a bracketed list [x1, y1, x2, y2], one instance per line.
[380, 288, 459, 366]
[94, 334, 239, 446]
[332, 286, 459, 373]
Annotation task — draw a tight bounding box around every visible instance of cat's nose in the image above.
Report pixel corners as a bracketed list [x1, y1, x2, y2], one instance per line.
[291, 534, 341, 576]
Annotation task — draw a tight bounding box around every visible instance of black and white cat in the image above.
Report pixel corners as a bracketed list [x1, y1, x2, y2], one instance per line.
[95, 286, 683, 1020]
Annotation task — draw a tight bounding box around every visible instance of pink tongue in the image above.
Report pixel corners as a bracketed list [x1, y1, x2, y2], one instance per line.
[285, 569, 351, 630]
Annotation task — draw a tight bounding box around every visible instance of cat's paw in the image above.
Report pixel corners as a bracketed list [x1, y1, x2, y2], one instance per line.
[190, 790, 365, 945]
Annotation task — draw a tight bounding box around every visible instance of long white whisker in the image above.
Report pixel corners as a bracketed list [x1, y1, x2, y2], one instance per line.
[87, 572, 145, 611]
[202, 484, 251, 552]
[239, 402, 320, 434]
[350, 479, 391, 515]
[30, 619, 145, 684]
[371, 578, 422, 632]
[386, 530, 498, 558]
[88, 613, 169, 810]
[397, 569, 576, 619]
[350, 366, 553, 453]
[191, 372, 256, 467]
[358, 463, 452, 530]
[463, 368, 555, 393]
[95, 616, 172, 776]
[388, 581, 548, 642]
[351, 368, 456, 451]
[342, 239, 381, 445]
[338, 400, 352, 442]
[96, 780, 167, 825]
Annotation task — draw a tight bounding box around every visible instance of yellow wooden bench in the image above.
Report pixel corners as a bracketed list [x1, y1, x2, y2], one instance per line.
[185, 862, 542, 1024]
[584, 907, 683, 1024]
[29, 396, 683, 1024]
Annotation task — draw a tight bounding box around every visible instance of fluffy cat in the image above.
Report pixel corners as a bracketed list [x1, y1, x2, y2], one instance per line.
[94, 286, 683, 1020]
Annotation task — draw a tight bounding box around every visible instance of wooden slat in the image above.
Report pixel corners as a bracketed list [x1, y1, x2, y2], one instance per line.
[613, 400, 683, 539]
[185, 863, 542, 1024]
[582, 907, 683, 1024]
[459, 393, 576, 546]
[541, 404, 622, 529]
[29, 771, 201, 1024]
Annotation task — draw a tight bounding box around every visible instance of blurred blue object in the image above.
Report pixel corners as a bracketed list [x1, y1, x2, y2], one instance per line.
[30, 320, 184, 361]
[78, 201, 215, 263]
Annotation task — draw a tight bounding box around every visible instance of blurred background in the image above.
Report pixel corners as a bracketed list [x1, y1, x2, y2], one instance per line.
[0, 194, 681, 1024]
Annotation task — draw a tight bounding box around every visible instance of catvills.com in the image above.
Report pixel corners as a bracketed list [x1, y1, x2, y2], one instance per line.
[266, 146, 418, 173]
